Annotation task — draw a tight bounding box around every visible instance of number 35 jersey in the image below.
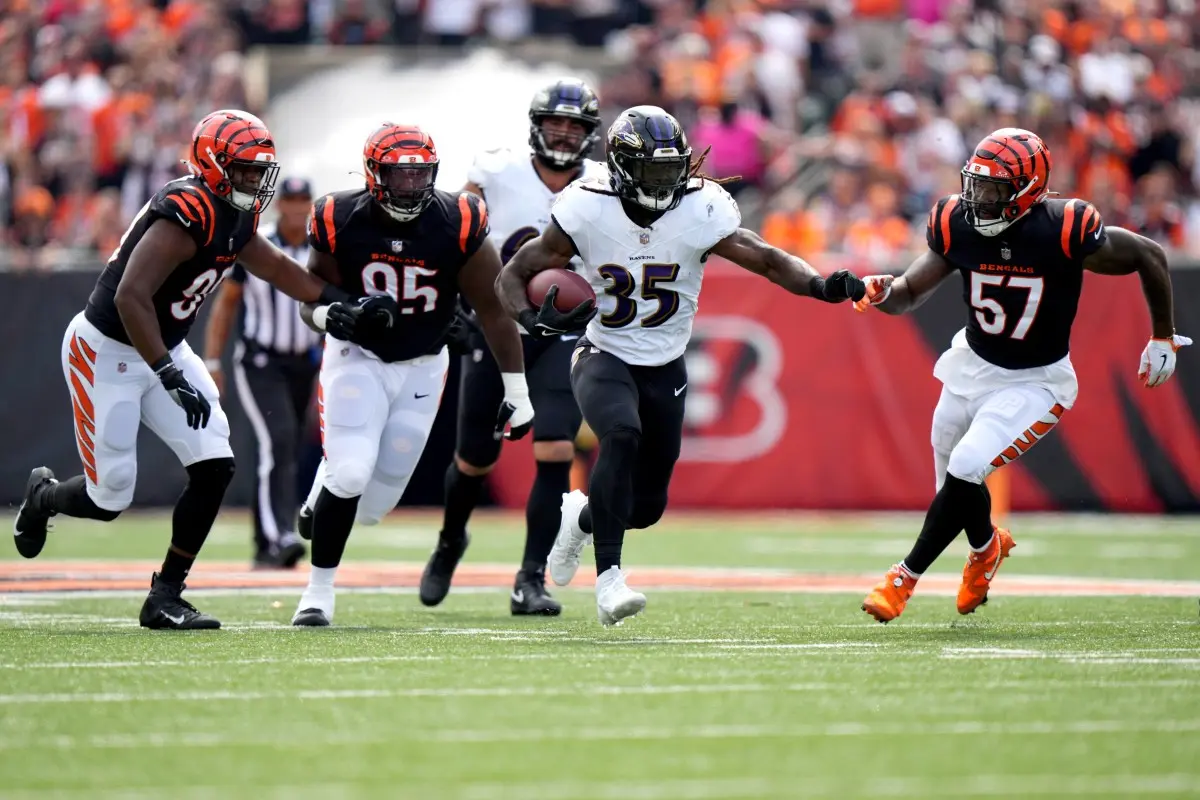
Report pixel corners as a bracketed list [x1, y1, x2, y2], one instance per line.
[551, 175, 741, 367]
[85, 176, 258, 349]
[467, 147, 604, 265]
[308, 188, 488, 363]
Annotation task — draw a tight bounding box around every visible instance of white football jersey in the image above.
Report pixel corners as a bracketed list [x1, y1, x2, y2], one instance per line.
[466, 147, 605, 265]
[551, 174, 742, 366]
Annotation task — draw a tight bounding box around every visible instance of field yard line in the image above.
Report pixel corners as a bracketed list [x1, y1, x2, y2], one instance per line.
[2, 720, 1199, 752]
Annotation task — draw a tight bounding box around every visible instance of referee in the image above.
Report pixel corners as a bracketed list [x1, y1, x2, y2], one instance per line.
[203, 177, 320, 569]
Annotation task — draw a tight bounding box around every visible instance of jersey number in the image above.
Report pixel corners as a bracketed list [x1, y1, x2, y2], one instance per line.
[598, 263, 680, 329]
[501, 226, 540, 265]
[171, 267, 232, 321]
[362, 262, 438, 315]
[970, 273, 1044, 340]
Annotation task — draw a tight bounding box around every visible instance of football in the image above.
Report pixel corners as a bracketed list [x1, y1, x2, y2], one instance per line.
[526, 268, 596, 313]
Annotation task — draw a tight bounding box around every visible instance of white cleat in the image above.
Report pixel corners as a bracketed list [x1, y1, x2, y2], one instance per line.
[292, 585, 335, 627]
[547, 490, 592, 586]
[595, 566, 646, 626]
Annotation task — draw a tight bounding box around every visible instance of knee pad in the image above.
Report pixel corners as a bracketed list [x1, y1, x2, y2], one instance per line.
[628, 493, 668, 529]
[946, 444, 990, 485]
[186, 457, 236, 491]
[326, 459, 372, 498]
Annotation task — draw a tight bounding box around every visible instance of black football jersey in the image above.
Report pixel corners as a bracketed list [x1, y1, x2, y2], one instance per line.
[928, 195, 1106, 369]
[308, 188, 488, 362]
[85, 176, 258, 349]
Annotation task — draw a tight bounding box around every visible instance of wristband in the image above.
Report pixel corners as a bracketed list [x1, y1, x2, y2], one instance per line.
[501, 372, 529, 399]
[318, 284, 351, 306]
[149, 354, 174, 374]
[808, 275, 830, 302]
[312, 305, 331, 331]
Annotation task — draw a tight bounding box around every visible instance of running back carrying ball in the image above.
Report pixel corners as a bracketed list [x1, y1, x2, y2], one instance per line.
[527, 268, 596, 312]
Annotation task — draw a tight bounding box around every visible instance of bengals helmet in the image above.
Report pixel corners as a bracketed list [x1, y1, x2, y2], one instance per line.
[363, 123, 438, 222]
[188, 110, 280, 213]
[606, 105, 692, 212]
[528, 78, 601, 171]
[960, 128, 1052, 237]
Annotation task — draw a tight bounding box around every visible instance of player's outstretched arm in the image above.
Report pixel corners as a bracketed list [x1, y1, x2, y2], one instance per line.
[708, 228, 866, 302]
[1083, 226, 1191, 387]
[296, 249, 369, 342]
[855, 250, 957, 315]
[116, 219, 197, 365]
[495, 219, 576, 318]
[239, 232, 349, 307]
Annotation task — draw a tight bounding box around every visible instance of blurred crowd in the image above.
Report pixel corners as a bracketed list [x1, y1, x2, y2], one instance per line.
[4, 0, 1200, 270]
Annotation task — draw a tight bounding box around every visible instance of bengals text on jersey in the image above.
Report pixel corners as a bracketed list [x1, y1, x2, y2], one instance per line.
[308, 187, 489, 363]
[927, 194, 1106, 370]
[85, 175, 259, 350]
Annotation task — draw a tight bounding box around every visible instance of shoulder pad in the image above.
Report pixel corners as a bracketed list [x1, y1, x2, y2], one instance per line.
[454, 191, 490, 256]
[687, 180, 741, 251]
[925, 194, 962, 255]
[307, 191, 359, 254]
[154, 181, 218, 247]
[466, 147, 519, 188]
[1054, 198, 1106, 260]
[552, 179, 605, 233]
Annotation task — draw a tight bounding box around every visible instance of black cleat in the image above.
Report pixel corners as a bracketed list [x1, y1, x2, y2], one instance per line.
[292, 608, 331, 626]
[510, 568, 562, 616]
[14, 467, 57, 559]
[138, 572, 221, 630]
[296, 505, 313, 541]
[252, 535, 307, 570]
[419, 531, 470, 607]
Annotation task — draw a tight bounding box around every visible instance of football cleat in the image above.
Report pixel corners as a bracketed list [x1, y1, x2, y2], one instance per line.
[547, 490, 591, 586]
[595, 566, 646, 626]
[292, 608, 331, 627]
[419, 531, 470, 607]
[862, 564, 919, 623]
[293, 583, 334, 626]
[510, 568, 562, 616]
[139, 572, 221, 630]
[957, 527, 1016, 615]
[14, 467, 57, 559]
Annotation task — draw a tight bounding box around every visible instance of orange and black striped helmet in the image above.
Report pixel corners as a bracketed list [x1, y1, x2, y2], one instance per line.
[960, 128, 1052, 237]
[363, 123, 438, 222]
[188, 109, 279, 213]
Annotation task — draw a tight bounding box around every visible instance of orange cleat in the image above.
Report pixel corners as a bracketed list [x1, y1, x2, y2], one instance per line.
[957, 527, 1016, 615]
[862, 564, 919, 623]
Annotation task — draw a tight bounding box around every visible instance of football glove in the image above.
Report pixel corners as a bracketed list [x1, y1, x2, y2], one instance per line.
[495, 373, 535, 440]
[1139, 334, 1192, 388]
[853, 275, 895, 312]
[812, 269, 867, 303]
[153, 357, 211, 430]
[323, 301, 363, 342]
[518, 285, 596, 339]
[444, 303, 480, 356]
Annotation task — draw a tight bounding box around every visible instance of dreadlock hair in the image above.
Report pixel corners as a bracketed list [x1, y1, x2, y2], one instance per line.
[688, 146, 741, 186]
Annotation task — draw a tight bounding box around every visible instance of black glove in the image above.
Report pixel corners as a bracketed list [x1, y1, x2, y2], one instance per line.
[810, 270, 867, 303]
[324, 301, 362, 342]
[518, 285, 596, 339]
[444, 305, 480, 356]
[152, 356, 211, 430]
[356, 294, 398, 337]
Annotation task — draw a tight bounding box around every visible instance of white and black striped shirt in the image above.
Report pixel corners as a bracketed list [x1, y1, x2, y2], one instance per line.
[233, 225, 321, 356]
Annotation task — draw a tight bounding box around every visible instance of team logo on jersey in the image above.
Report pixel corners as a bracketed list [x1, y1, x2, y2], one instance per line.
[117, 362, 127, 374]
[639, 232, 650, 246]
[680, 316, 786, 463]
[391, 240, 404, 253]
[1000, 245, 1011, 261]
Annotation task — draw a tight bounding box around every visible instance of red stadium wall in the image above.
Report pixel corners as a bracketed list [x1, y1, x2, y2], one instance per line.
[487, 261, 1200, 512]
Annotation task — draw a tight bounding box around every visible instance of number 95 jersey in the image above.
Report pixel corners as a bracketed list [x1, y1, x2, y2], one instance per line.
[550, 175, 741, 367]
[308, 188, 488, 362]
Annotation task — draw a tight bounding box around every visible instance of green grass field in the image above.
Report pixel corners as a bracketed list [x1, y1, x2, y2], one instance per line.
[1, 510, 1198, 799]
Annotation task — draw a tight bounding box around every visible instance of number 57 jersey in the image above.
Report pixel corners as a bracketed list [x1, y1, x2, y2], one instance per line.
[550, 175, 742, 367]
[308, 188, 489, 362]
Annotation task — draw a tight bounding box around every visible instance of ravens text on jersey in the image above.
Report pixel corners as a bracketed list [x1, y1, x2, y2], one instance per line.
[927, 195, 1106, 369]
[308, 187, 489, 362]
[85, 176, 259, 349]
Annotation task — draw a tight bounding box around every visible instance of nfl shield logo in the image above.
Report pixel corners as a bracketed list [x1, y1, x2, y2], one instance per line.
[391, 240, 404, 253]
[1000, 245, 1011, 261]
[117, 362, 127, 373]
[639, 232, 650, 245]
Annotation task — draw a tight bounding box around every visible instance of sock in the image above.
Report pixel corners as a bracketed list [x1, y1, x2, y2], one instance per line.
[310, 487, 360, 569]
[308, 565, 337, 588]
[901, 473, 986, 574]
[579, 503, 593, 534]
[523, 459, 572, 567]
[589, 429, 639, 576]
[43, 475, 120, 521]
[161, 458, 235, 583]
[965, 479, 994, 550]
[442, 461, 486, 540]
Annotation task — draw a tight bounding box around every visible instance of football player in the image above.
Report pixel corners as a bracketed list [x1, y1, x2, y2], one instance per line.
[497, 106, 866, 625]
[855, 127, 1190, 622]
[12, 110, 358, 629]
[419, 78, 605, 617]
[290, 123, 533, 627]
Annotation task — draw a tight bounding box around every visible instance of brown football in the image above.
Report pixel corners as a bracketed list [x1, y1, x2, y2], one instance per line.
[526, 268, 596, 312]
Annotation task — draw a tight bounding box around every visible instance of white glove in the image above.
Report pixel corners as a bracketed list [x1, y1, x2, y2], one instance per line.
[853, 275, 894, 313]
[496, 373, 535, 440]
[1139, 334, 1192, 388]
